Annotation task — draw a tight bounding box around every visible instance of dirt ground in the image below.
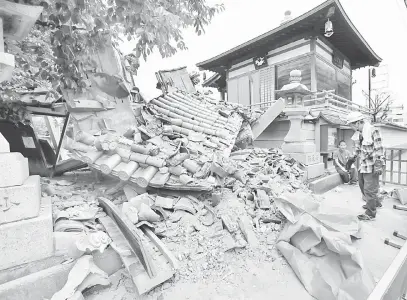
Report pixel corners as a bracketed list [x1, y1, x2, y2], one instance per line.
[323, 183, 407, 282]
[84, 182, 407, 300]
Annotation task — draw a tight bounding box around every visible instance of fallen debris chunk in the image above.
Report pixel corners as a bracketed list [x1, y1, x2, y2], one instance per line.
[99, 216, 174, 295]
[174, 197, 196, 214]
[129, 193, 153, 210]
[211, 191, 222, 207]
[98, 197, 155, 277]
[255, 189, 271, 210]
[139, 203, 161, 222]
[238, 215, 259, 247]
[122, 202, 139, 224]
[54, 220, 87, 232]
[220, 214, 239, 233]
[76, 231, 111, 253]
[155, 196, 175, 209]
[51, 255, 109, 300]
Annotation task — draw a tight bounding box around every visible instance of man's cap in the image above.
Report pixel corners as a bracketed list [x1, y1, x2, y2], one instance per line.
[346, 111, 365, 125]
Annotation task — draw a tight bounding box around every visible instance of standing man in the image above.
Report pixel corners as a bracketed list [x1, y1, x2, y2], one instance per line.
[346, 112, 385, 221]
[333, 140, 358, 185]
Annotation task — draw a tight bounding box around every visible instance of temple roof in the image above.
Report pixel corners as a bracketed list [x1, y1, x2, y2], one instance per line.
[197, 0, 381, 72]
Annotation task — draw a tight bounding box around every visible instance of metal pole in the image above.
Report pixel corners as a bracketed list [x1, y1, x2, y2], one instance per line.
[368, 68, 371, 110]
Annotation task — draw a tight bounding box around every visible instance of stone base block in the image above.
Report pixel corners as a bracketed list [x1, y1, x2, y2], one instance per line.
[0, 52, 15, 83]
[0, 260, 74, 300]
[0, 256, 65, 285]
[395, 188, 407, 205]
[0, 133, 9, 153]
[309, 173, 343, 194]
[289, 152, 321, 165]
[0, 153, 29, 188]
[0, 197, 54, 271]
[0, 176, 41, 225]
[303, 162, 325, 180]
[282, 142, 316, 153]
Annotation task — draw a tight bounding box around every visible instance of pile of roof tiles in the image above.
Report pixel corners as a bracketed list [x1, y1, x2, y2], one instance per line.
[67, 91, 247, 191]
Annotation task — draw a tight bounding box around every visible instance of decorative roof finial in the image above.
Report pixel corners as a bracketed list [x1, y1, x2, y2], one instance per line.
[289, 70, 302, 83]
[281, 10, 292, 25]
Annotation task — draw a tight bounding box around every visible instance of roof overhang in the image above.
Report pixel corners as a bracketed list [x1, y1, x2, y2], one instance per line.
[202, 73, 226, 88]
[197, 0, 381, 72]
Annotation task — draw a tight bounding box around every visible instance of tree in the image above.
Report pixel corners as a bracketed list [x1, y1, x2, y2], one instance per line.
[2, 0, 224, 99]
[363, 90, 392, 123]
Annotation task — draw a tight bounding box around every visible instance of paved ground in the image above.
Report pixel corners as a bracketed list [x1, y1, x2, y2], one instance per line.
[323, 183, 407, 282]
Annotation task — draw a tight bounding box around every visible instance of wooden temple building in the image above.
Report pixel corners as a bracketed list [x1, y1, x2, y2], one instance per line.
[197, 0, 391, 177]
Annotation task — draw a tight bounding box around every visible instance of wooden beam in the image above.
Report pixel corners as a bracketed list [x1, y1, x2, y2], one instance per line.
[26, 107, 67, 117]
[44, 116, 60, 150]
[51, 113, 70, 177]
[315, 119, 321, 152]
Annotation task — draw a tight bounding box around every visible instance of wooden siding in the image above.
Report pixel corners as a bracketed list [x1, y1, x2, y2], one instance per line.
[276, 55, 312, 89]
[228, 39, 311, 80]
[316, 37, 351, 69]
[260, 66, 275, 103]
[251, 72, 261, 105]
[316, 56, 351, 99]
[316, 57, 336, 92]
[238, 76, 250, 106]
[227, 77, 239, 104]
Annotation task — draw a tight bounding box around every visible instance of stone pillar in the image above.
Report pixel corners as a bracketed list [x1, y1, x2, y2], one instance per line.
[0, 133, 53, 271]
[275, 70, 324, 180]
[282, 109, 324, 180]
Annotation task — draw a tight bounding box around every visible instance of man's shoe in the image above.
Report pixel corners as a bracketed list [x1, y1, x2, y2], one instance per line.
[358, 214, 375, 221]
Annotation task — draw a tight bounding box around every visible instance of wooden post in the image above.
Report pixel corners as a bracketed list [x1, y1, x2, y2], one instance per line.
[390, 150, 394, 184]
[51, 113, 70, 177]
[0, 18, 4, 52]
[310, 37, 317, 93]
[399, 150, 402, 185]
[315, 119, 321, 152]
[44, 116, 60, 150]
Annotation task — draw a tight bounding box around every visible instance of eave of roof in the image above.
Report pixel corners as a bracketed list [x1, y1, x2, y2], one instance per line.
[202, 73, 221, 87]
[196, 0, 381, 71]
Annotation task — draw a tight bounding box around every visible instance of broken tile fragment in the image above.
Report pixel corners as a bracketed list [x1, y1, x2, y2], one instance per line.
[256, 189, 271, 210]
[155, 196, 175, 209]
[138, 203, 160, 222]
[238, 215, 259, 247]
[220, 214, 239, 233]
[174, 197, 196, 214]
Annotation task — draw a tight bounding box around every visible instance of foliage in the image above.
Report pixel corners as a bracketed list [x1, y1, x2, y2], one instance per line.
[2, 0, 224, 98]
[363, 90, 392, 123]
[2, 26, 58, 103]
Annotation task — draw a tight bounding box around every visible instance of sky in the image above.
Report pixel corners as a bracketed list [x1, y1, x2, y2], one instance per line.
[120, 0, 407, 105]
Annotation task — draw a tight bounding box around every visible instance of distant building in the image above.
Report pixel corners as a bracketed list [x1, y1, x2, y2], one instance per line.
[387, 104, 407, 126]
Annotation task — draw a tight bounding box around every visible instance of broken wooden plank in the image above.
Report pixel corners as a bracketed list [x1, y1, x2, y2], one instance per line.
[100, 216, 174, 295]
[98, 197, 155, 277]
[141, 227, 179, 270]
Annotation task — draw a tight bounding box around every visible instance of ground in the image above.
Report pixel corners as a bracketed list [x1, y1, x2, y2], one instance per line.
[324, 183, 407, 283]
[84, 182, 407, 300]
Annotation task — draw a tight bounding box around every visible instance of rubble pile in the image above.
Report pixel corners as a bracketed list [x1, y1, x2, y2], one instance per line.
[49, 90, 309, 298]
[66, 91, 249, 192]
